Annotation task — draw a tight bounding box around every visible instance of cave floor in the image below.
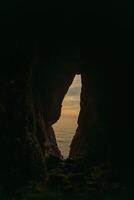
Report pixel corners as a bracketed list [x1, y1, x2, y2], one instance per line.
[1, 159, 134, 200]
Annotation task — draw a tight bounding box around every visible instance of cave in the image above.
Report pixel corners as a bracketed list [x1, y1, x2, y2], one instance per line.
[0, 3, 134, 199]
[1, 62, 132, 198]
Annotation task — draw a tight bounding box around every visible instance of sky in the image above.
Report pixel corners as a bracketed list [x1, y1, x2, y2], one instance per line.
[53, 75, 81, 158]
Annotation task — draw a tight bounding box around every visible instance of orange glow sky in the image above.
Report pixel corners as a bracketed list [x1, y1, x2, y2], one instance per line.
[53, 75, 81, 158]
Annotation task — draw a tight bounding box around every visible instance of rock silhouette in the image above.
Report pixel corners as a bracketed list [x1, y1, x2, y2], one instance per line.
[0, 2, 134, 199]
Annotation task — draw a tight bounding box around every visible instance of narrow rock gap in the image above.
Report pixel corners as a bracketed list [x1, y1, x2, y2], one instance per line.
[53, 75, 81, 159]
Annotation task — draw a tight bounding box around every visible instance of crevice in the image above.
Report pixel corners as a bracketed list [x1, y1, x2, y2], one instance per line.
[53, 75, 81, 158]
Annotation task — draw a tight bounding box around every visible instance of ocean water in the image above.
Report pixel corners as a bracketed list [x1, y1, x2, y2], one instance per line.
[53, 75, 81, 158]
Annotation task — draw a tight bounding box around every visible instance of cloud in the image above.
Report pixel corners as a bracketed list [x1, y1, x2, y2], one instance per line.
[67, 87, 81, 96]
[53, 75, 81, 129]
[63, 75, 81, 105]
[61, 75, 81, 115]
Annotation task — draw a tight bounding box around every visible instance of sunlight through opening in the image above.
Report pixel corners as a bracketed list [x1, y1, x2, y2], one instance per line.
[53, 75, 81, 158]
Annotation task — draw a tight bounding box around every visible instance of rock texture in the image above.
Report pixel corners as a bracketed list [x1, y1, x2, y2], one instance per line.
[0, 6, 81, 188]
[69, 11, 133, 172]
[0, 67, 47, 189]
[34, 64, 77, 158]
[0, 50, 79, 190]
[1, 4, 134, 193]
[69, 69, 110, 163]
[69, 66, 132, 174]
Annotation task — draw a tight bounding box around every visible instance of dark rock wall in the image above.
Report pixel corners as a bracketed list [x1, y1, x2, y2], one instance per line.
[70, 67, 131, 172]
[1, 4, 133, 189]
[69, 10, 133, 173]
[0, 43, 78, 188]
[70, 68, 111, 162]
[0, 67, 47, 188]
[33, 62, 77, 158]
[0, 12, 80, 188]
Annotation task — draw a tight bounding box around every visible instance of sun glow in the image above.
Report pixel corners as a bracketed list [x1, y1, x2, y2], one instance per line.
[53, 75, 81, 158]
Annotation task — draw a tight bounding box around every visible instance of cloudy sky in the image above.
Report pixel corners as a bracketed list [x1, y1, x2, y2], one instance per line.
[53, 75, 81, 158]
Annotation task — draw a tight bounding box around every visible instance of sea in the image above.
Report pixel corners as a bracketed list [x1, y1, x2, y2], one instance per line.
[53, 75, 81, 158]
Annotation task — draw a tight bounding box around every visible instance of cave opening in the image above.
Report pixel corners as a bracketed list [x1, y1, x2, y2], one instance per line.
[53, 75, 81, 158]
